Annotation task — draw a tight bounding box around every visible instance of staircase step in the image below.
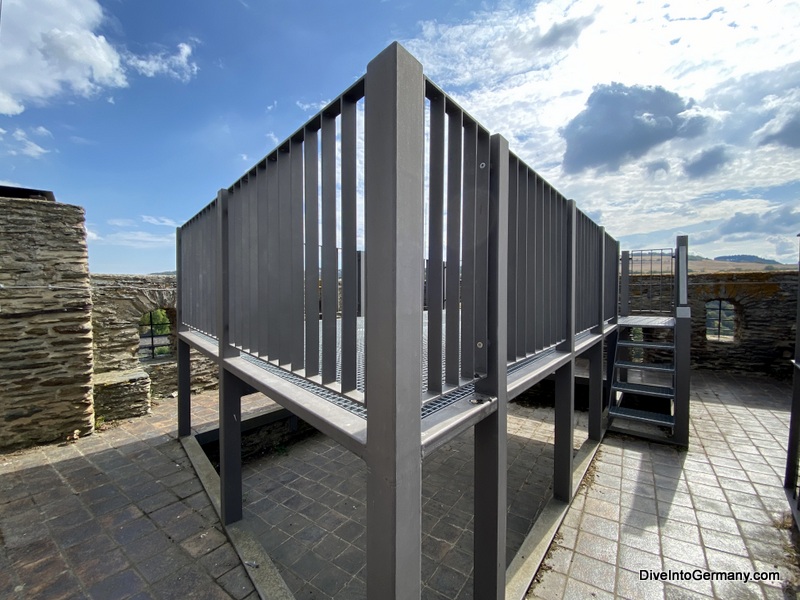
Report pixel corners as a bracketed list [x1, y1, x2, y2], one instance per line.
[612, 381, 675, 398]
[618, 340, 674, 351]
[618, 316, 675, 328]
[609, 405, 675, 427]
[615, 360, 674, 373]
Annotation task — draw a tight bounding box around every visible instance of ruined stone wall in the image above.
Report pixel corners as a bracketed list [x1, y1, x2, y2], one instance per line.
[629, 271, 798, 379]
[0, 196, 94, 450]
[90, 274, 217, 419]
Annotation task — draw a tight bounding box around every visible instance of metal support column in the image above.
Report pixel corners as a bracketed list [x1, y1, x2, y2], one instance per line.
[176, 226, 191, 438]
[217, 189, 243, 525]
[784, 248, 800, 491]
[177, 340, 191, 437]
[588, 342, 603, 442]
[673, 235, 691, 447]
[554, 199, 576, 502]
[589, 225, 606, 441]
[620, 250, 630, 318]
[364, 43, 424, 600]
[474, 134, 509, 600]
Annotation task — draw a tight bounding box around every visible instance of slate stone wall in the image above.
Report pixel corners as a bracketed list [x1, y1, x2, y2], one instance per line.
[628, 271, 798, 379]
[0, 196, 95, 450]
[90, 274, 217, 414]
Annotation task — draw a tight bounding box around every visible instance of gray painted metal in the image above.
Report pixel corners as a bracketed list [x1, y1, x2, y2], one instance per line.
[673, 235, 691, 446]
[341, 98, 358, 392]
[216, 189, 243, 525]
[445, 106, 463, 385]
[554, 200, 576, 502]
[460, 119, 477, 380]
[620, 249, 630, 318]
[321, 110, 337, 384]
[176, 226, 191, 438]
[176, 41, 626, 597]
[785, 249, 800, 495]
[473, 133, 509, 599]
[427, 92, 445, 393]
[290, 138, 305, 371]
[303, 126, 320, 377]
[364, 43, 424, 600]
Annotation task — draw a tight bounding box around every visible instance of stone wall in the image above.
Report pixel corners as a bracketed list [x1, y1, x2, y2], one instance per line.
[90, 274, 217, 419]
[0, 196, 94, 450]
[629, 271, 798, 379]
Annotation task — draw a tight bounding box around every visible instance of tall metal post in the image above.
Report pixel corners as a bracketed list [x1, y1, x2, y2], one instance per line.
[673, 235, 691, 446]
[364, 43, 424, 600]
[217, 189, 243, 524]
[176, 226, 191, 438]
[785, 238, 800, 490]
[620, 250, 630, 317]
[554, 199, 577, 502]
[474, 134, 509, 599]
[588, 226, 606, 441]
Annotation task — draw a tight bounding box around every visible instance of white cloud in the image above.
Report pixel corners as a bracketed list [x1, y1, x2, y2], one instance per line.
[0, 0, 199, 115]
[296, 99, 330, 112]
[125, 43, 199, 83]
[32, 126, 53, 137]
[96, 230, 175, 249]
[107, 218, 136, 227]
[7, 128, 50, 158]
[403, 0, 800, 260]
[141, 215, 179, 227]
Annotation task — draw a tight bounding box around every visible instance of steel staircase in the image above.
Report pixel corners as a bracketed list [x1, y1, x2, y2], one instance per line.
[609, 315, 677, 433]
[606, 235, 691, 446]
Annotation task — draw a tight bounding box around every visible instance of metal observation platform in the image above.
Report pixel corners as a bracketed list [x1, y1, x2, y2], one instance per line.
[175, 43, 690, 599]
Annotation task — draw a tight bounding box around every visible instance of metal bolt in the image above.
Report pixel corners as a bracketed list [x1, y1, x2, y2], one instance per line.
[479, 162, 486, 169]
[476, 341, 484, 349]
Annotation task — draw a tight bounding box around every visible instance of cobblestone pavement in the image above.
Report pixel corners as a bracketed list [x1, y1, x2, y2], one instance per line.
[237, 397, 590, 600]
[0, 392, 265, 600]
[529, 371, 800, 600]
[2, 370, 797, 600]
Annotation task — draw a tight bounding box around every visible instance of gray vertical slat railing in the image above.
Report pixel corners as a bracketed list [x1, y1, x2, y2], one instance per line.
[474, 127, 490, 376]
[304, 124, 320, 377]
[364, 43, 424, 600]
[248, 170, 259, 355]
[507, 154, 519, 361]
[278, 146, 292, 366]
[341, 97, 358, 392]
[257, 162, 270, 357]
[445, 105, 462, 386]
[527, 173, 538, 353]
[427, 92, 445, 393]
[460, 120, 477, 380]
[516, 161, 528, 360]
[321, 110, 337, 385]
[290, 137, 305, 371]
[176, 41, 629, 598]
[266, 156, 280, 360]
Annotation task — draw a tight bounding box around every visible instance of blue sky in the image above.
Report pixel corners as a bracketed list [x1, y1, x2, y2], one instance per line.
[2, 0, 799, 273]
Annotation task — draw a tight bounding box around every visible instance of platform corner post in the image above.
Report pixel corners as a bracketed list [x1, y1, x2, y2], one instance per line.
[364, 42, 425, 600]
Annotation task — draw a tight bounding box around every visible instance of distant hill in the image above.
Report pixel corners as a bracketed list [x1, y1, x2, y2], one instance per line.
[714, 255, 782, 265]
[150, 270, 177, 275]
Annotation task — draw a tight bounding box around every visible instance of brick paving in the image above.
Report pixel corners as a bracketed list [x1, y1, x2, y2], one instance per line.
[0, 392, 265, 600]
[238, 397, 590, 600]
[2, 370, 798, 599]
[529, 371, 800, 600]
